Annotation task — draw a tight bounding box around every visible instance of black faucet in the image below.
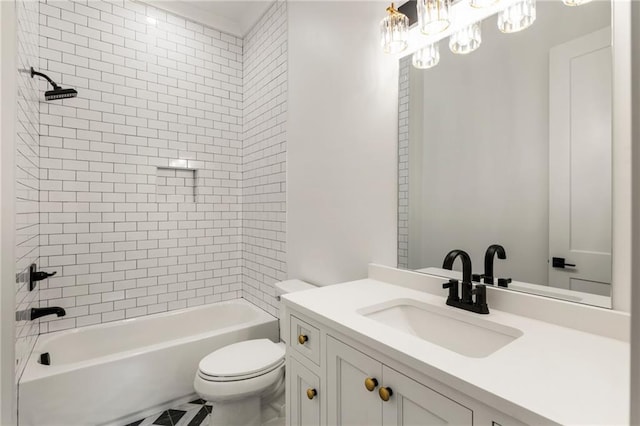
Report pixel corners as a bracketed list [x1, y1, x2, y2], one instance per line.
[483, 244, 506, 285]
[442, 249, 489, 314]
[30, 307, 66, 320]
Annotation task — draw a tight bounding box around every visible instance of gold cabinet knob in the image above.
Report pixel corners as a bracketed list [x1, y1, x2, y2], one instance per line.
[306, 388, 317, 400]
[364, 377, 379, 392]
[298, 334, 308, 345]
[379, 386, 393, 402]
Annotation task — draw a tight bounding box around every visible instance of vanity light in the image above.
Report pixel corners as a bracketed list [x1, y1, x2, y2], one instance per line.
[497, 0, 536, 33]
[449, 22, 482, 54]
[380, 3, 410, 54]
[412, 43, 440, 69]
[470, 0, 499, 8]
[417, 0, 451, 35]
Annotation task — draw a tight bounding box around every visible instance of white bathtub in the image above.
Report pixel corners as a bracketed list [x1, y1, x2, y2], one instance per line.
[18, 299, 278, 426]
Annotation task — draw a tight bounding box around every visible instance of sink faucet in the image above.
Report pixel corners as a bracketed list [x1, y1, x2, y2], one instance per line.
[30, 307, 66, 320]
[484, 244, 506, 285]
[442, 249, 489, 314]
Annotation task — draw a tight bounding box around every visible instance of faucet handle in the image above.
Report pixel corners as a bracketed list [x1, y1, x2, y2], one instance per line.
[497, 278, 512, 287]
[472, 273, 482, 283]
[472, 285, 490, 314]
[442, 279, 460, 302]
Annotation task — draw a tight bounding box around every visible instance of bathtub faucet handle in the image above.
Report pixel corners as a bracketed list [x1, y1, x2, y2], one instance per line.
[32, 270, 56, 282]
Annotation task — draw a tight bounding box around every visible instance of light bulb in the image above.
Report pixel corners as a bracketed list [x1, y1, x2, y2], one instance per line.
[380, 3, 409, 54]
[498, 0, 536, 33]
[449, 22, 481, 54]
[412, 44, 440, 69]
[562, 0, 591, 5]
[417, 0, 451, 35]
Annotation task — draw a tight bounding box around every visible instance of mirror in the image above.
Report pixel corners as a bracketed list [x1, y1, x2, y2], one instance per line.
[397, 1, 613, 308]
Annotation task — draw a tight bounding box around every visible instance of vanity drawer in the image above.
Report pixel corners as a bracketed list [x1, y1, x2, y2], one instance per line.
[290, 315, 320, 365]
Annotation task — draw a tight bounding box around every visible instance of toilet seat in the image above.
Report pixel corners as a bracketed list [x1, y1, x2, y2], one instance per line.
[197, 358, 285, 382]
[197, 339, 285, 383]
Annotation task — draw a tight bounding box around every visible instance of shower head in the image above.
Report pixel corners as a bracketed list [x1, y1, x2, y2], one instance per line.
[30, 67, 78, 101]
[44, 87, 78, 100]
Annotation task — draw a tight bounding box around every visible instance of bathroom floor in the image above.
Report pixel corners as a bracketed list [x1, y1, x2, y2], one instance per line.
[123, 398, 286, 426]
[124, 399, 212, 426]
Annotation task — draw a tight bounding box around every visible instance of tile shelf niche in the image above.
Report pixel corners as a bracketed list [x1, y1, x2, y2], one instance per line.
[155, 166, 198, 204]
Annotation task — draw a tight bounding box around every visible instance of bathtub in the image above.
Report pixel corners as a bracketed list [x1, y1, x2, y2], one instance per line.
[18, 299, 278, 426]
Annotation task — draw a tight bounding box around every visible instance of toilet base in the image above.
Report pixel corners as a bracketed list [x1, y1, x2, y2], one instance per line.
[207, 376, 285, 426]
[210, 397, 261, 426]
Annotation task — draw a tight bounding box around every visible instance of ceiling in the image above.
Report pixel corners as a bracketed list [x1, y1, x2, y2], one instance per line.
[145, 1, 275, 37]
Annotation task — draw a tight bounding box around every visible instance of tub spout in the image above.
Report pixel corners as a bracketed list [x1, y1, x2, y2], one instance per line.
[30, 307, 66, 320]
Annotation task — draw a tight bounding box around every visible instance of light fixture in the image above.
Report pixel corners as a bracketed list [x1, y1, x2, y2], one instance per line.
[470, 0, 500, 8]
[562, 0, 590, 6]
[380, 3, 409, 54]
[497, 0, 536, 33]
[417, 0, 451, 35]
[412, 43, 440, 69]
[449, 22, 482, 54]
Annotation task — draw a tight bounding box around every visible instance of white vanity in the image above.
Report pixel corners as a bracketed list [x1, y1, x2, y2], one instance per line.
[281, 265, 629, 425]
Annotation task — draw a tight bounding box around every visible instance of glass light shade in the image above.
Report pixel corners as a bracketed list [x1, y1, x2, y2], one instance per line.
[562, 0, 590, 5]
[380, 3, 409, 54]
[412, 44, 440, 69]
[417, 0, 451, 35]
[470, 0, 499, 8]
[449, 22, 481, 54]
[497, 0, 536, 33]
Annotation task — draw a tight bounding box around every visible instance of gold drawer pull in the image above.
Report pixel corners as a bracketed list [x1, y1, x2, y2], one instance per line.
[379, 386, 393, 402]
[306, 388, 317, 400]
[364, 377, 378, 392]
[298, 334, 308, 345]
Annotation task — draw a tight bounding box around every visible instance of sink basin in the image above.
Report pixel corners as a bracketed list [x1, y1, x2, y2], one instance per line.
[358, 298, 523, 358]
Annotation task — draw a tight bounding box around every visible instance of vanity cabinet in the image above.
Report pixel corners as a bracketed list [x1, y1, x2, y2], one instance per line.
[327, 336, 472, 426]
[285, 309, 526, 426]
[288, 356, 321, 426]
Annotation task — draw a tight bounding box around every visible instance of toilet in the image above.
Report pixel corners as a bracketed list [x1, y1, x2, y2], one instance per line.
[194, 279, 315, 426]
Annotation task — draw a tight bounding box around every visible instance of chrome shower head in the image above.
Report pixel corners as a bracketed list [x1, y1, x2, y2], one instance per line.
[30, 67, 78, 101]
[44, 87, 78, 100]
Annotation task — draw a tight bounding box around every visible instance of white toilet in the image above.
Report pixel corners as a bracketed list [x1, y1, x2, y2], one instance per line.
[194, 279, 315, 426]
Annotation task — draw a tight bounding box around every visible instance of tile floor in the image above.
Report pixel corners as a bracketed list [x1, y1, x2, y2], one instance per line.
[124, 399, 211, 426]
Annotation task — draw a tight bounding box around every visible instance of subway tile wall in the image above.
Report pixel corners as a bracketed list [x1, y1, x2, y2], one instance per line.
[38, 0, 245, 332]
[398, 57, 409, 269]
[15, 0, 41, 378]
[241, 1, 287, 317]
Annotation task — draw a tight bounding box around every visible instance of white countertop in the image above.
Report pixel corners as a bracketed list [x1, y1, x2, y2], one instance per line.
[282, 279, 629, 425]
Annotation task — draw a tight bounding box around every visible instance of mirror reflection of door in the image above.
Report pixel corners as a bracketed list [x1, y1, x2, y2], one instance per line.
[548, 27, 612, 295]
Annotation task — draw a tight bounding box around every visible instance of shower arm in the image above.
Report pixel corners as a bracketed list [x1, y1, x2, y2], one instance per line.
[30, 67, 60, 90]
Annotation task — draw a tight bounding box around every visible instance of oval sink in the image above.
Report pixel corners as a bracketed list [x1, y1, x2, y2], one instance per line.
[358, 298, 523, 358]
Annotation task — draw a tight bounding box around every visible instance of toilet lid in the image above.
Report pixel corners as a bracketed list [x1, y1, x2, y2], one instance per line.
[198, 339, 285, 379]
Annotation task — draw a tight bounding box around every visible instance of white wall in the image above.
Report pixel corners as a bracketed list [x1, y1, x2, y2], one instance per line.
[287, 1, 398, 286]
[38, 0, 244, 332]
[629, 0, 640, 421]
[242, 1, 288, 317]
[15, 0, 40, 382]
[407, 2, 609, 286]
[0, 2, 17, 424]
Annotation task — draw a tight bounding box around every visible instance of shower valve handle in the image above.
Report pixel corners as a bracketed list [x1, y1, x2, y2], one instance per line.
[32, 270, 57, 282]
[29, 264, 57, 291]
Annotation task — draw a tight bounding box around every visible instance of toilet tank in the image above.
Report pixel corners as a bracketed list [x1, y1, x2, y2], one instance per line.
[275, 279, 316, 343]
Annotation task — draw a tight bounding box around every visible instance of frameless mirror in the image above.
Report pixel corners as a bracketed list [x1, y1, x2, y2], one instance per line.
[397, 1, 613, 308]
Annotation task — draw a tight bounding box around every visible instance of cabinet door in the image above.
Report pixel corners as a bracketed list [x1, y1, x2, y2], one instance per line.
[327, 336, 384, 426]
[288, 356, 321, 426]
[381, 366, 472, 426]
